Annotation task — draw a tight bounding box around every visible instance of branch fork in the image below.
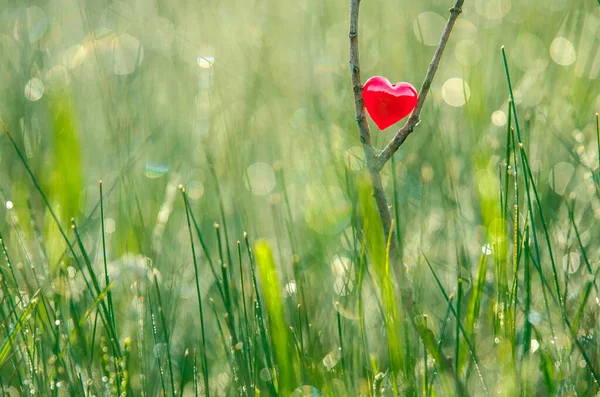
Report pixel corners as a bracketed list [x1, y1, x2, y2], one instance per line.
[349, 0, 464, 239]
[348, 0, 467, 393]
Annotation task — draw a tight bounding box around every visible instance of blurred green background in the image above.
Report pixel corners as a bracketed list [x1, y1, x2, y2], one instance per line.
[0, 0, 599, 395]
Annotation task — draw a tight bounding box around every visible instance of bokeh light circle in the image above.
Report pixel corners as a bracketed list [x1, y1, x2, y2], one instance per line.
[550, 37, 576, 66]
[245, 163, 276, 196]
[442, 78, 470, 107]
[24, 78, 44, 101]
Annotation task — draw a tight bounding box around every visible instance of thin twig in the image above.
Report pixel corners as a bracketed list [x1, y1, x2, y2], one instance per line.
[374, 1, 464, 171]
[349, 0, 374, 155]
[348, 1, 467, 394]
[349, 0, 394, 245]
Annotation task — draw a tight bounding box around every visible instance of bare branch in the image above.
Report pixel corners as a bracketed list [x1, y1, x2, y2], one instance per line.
[349, 0, 377, 163]
[348, 1, 468, 394]
[374, 1, 464, 171]
[349, 0, 394, 243]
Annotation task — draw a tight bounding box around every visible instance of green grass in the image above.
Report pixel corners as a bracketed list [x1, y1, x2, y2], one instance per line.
[1, 0, 600, 396]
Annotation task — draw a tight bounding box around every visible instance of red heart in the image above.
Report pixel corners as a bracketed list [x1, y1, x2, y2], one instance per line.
[362, 76, 418, 130]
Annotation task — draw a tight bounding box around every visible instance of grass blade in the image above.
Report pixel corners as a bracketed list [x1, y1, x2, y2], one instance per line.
[181, 187, 211, 397]
[254, 240, 295, 395]
[424, 254, 488, 396]
[458, 255, 487, 376]
[0, 291, 39, 368]
[99, 180, 116, 330]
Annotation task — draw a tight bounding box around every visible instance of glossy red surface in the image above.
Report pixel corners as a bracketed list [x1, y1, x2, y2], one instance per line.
[362, 76, 418, 130]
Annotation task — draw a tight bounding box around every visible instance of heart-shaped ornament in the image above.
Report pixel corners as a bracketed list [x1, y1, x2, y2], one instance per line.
[362, 76, 418, 130]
